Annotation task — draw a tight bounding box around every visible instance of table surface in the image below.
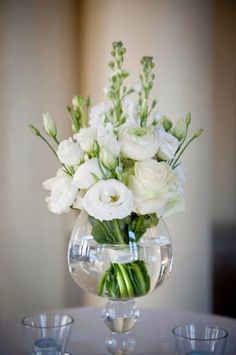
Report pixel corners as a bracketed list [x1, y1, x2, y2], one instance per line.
[0, 307, 235, 355]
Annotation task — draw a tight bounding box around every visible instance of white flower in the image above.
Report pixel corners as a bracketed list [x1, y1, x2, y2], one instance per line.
[174, 164, 186, 185]
[83, 179, 133, 221]
[57, 138, 83, 166]
[43, 172, 78, 215]
[73, 189, 86, 210]
[73, 127, 97, 153]
[122, 98, 139, 123]
[119, 126, 159, 161]
[103, 86, 110, 96]
[154, 111, 164, 121]
[132, 82, 142, 93]
[97, 123, 120, 157]
[100, 146, 116, 170]
[73, 158, 103, 189]
[156, 125, 179, 160]
[90, 102, 110, 128]
[161, 192, 185, 218]
[174, 163, 186, 197]
[128, 159, 184, 216]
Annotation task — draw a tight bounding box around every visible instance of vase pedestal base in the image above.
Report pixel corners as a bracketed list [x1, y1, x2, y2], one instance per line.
[102, 299, 140, 334]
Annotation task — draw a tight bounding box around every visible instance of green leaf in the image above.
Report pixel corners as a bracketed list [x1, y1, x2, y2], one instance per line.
[89, 217, 116, 244]
[129, 213, 159, 242]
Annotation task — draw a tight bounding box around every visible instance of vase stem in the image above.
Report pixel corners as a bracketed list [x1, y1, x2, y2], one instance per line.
[102, 299, 140, 334]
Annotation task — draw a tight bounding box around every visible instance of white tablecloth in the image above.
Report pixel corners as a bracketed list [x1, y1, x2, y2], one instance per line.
[0, 307, 235, 354]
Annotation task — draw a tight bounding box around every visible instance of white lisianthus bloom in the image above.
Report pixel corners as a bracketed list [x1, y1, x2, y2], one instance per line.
[128, 159, 184, 216]
[156, 125, 179, 160]
[73, 158, 103, 189]
[119, 126, 159, 161]
[100, 146, 116, 170]
[174, 163, 186, 197]
[73, 127, 97, 153]
[90, 102, 110, 128]
[43, 172, 78, 215]
[83, 179, 133, 221]
[57, 138, 83, 166]
[73, 189, 86, 210]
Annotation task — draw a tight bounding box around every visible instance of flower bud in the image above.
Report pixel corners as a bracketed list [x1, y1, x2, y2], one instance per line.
[186, 112, 191, 125]
[193, 128, 203, 138]
[72, 96, 84, 110]
[29, 124, 40, 136]
[159, 116, 172, 132]
[100, 146, 116, 170]
[172, 118, 187, 141]
[43, 112, 57, 137]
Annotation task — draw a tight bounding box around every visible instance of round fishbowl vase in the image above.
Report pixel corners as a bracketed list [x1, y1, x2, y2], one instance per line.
[68, 211, 173, 334]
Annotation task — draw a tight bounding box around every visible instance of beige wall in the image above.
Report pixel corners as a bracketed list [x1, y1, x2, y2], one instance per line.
[1, 0, 235, 319]
[0, 0, 83, 320]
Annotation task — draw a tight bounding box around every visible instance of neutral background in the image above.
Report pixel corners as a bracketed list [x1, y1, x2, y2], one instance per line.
[0, 0, 235, 320]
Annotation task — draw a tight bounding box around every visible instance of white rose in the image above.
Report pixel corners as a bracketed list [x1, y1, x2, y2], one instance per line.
[160, 192, 185, 218]
[43, 173, 77, 215]
[156, 125, 179, 160]
[83, 179, 133, 221]
[128, 159, 183, 216]
[119, 126, 159, 161]
[73, 127, 97, 153]
[57, 138, 83, 166]
[90, 102, 110, 128]
[73, 158, 103, 189]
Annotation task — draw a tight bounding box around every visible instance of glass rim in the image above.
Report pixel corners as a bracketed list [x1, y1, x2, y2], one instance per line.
[172, 324, 229, 341]
[21, 313, 74, 329]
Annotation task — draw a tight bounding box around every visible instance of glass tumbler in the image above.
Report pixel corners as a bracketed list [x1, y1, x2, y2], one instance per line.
[172, 324, 228, 355]
[21, 313, 73, 354]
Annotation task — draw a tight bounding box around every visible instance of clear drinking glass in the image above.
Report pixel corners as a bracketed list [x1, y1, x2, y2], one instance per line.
[172, 324, 228, 355]
[21, 313, 73, 354]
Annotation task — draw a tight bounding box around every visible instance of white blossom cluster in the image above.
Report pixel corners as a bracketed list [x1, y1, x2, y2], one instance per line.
[42, 100, 186, 220]
[31, 42, 202, 222]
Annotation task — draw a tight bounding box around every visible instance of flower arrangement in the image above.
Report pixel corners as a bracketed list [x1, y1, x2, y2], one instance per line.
[30, 41, 202, 299]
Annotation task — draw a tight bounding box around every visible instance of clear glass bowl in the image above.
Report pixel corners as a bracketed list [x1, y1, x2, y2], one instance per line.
[68, 211, 173, 300]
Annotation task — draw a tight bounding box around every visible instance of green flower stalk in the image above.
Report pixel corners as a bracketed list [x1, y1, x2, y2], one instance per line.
[139, 56, 156, 126]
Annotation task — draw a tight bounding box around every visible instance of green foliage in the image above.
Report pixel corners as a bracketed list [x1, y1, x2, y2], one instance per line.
[128, 213, 159, 242]
[89, 213, 159, 245]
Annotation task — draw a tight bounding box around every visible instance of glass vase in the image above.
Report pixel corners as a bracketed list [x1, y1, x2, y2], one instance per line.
[68, 211, 173, 333]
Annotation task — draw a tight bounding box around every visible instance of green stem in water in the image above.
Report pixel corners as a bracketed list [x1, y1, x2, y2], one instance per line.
[131, 262, 147, 295]
[117, 264, 134, 298]
[98, 271, 108, 296]
[115, 264, 128, 298]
